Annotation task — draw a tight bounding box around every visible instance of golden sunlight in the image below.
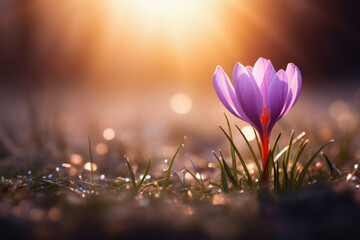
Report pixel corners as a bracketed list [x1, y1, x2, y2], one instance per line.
[103, 0, 221, 55]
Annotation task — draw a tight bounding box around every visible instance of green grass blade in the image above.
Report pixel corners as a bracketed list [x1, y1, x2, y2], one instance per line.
[283, 161, 289, 191]
[224, 113, 238, 182]
[213, 152, 229, 192]
[253, 127, 262, 157]
[296, 140, 334, 187]
[219, 125, 253, 186]
[259, 133, 281, 185]
[284, 130, 295, 171]
[125, 157, 137, 188]
[289, 139, 308, 185]
[186, 170, 207, 191]
[235, 125, 261, 174]
[322, 153, 337, 180]
[137, 158, 152, 188]
[219, 151, 240, 190]
[259, 149, 272, 186]
[162, 144, 182, 192]
[88, 136, 95, 185]
[275, 161, 280, 192]
[274, 132, 305, 163]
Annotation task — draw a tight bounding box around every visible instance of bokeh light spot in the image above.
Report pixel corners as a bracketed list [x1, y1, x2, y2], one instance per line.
[48, 207, 63, 222]
[83, 162, 98, 171]
[170, 93, 192, 114]
[241, 125, 255, 141]
[96, 143, 108, 155]
[70, 154, 83, 165]
[103, 128, 116, 140]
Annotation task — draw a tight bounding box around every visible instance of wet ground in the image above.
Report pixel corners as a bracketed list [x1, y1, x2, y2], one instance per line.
[0, 83, 359, 239]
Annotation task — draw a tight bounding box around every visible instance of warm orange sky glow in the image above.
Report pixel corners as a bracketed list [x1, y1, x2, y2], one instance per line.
[1, 0, 358, 89]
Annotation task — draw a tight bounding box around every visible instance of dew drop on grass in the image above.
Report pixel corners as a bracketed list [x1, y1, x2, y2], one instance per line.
[83, 162, 97, 171]
[195, 173, 201, 179]
[100, 174, 105, 180]
[62, 163, 71, 168]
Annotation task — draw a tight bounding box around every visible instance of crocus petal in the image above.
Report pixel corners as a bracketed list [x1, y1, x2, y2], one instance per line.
[233, 62, 263, 133]
[246, 66, 253, 74]
[267, 70, 289, 133]
[282, 63, 302, 114]
[252, 58, 276, 109]
[213, 66, 247, 119]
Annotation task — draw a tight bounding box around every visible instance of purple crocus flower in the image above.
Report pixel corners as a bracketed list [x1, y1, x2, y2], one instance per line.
[213, 57, 302, 182]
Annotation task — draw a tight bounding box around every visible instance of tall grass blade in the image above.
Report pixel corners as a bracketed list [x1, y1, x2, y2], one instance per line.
[253, 127, 262, 157]
[162, 144, 182, 192]
[296, 140, 334, 187]
[274, 132, 305, 162]
[137, 158, 152, 188]
[284, 130, 295, 171]
[259, 150, 272, 186]
[283, 161, 289, 191]
[275, 161, 280, 192]
[224, 113, 238, 182]
[183, 144, 204, 185]
[125, 157, 137, 188]
[259, 133, 281, 185]
[213, 152, 229, 192]
[322, 153, 337, 180]
[219, 151, 240, 190]
[88, 136, 95, 185]
[186, 169, 207, 191]
[289, 139, 308, 185]
[235, 125, 261, 174]
[219, 125, 252, 186]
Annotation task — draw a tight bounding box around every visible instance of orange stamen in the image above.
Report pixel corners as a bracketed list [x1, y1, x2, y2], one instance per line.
[260, 107, 271, 185]
[260, 107, 270, 132]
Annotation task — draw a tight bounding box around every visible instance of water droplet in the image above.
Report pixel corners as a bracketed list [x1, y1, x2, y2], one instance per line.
[100, 174, 105, 180]
[62, 163, 71, 168]
[56, 167, 60, 172]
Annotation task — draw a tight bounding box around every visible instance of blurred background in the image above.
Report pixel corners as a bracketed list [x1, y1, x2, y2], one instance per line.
[0, 0, 359, 173]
